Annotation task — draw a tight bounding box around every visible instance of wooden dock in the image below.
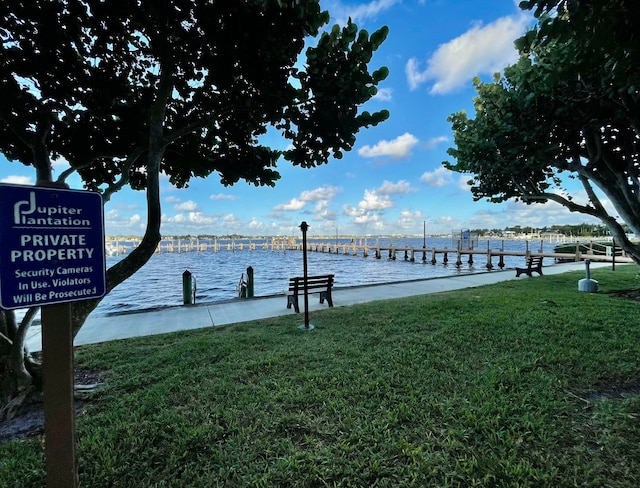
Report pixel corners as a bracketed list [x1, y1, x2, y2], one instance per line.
[302, 240, 633, 268]
[105, 237, 295, 256]
[104, 237, 633, 266]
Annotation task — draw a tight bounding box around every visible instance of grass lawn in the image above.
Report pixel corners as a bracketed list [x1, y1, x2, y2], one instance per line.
[1, 266, 639, 487]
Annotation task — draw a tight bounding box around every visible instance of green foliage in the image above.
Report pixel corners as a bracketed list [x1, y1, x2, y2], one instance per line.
[0, 0, 389, 191]
[0, 0, 390, 377]
[445, 0, 640, 262]
[281, 20, 389, 168]
[2, 267, 639, 486]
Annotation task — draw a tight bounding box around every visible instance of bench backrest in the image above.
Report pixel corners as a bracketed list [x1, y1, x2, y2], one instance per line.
[288, 275, 334, 292]
[528, 256, 543, 265]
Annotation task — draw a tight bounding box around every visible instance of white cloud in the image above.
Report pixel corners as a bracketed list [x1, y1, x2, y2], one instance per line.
[104, 210, 145, 235]
[273, 185, 340, 213]
[210, 193, 239, 201]
[325, 0, 399, 25]
[457, 175, 473, 192]
[274, 198, 306, 211]
[406, 13, 530, 94]
[373, 87, 393, 101]
[354, 213, 381, 225]
[51, 156, 70, 170]
[358, 132, 418, 159]
[1, 175, 33, 185]
[377, 179, 415, 195]
[222, 213, 241, 227]
[165, 196, 180, 203]
[397, 209, 425, 230]
[420, 167, 455, 187]
[175, 200, 199, 212]
[167, 212, 216, 225]
[424, 136, 448, 149]
[359, 189, 394, 211]
[300, 185, 340, 202]
[248, 218, 264, 230]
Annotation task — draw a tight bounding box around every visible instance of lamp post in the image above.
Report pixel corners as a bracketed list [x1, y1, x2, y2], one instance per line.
[299, 221, 313, 330]
[423, 220, 426, 248]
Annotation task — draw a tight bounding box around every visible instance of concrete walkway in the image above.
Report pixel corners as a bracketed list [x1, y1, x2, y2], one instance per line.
[26, 261, 603, 352]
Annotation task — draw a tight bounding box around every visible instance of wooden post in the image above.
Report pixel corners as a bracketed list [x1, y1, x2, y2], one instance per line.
[42, 303, 77, 488]
[612, 238, 616, 271]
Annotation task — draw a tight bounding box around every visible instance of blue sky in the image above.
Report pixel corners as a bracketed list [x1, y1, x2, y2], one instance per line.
[1, 0, 602, 237]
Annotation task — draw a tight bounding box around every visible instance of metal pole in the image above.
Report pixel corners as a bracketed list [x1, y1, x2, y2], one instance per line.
[423, 221, 426, 248]
[299, 221, 313, 330]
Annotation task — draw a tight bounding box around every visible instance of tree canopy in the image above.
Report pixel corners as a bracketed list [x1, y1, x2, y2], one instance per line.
[1, 0, 389, 191]
[444, 0, 640, 262]
[0, 0, 389, 413]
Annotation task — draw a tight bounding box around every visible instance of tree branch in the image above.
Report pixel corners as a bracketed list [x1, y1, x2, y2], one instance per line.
[32, 106, 54, 183]
[0, 331, 12, 346]
[102, 146, 146, 203]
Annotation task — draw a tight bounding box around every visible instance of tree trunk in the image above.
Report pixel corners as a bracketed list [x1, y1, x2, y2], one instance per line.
[0, 62, 172, 415]
[0, 310, 37, 421]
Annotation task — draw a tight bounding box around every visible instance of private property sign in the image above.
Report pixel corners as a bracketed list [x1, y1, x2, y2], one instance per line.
[0, 183, 106, 309]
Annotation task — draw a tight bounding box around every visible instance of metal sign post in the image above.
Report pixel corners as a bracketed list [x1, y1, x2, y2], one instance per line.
[0, 183, 106, 487]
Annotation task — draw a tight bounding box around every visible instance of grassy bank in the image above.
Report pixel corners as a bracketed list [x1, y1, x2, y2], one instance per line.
[2, 266, 640, 487]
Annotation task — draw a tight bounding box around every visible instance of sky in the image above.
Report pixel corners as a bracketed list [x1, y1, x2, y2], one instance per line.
[0, 0, 604, 238]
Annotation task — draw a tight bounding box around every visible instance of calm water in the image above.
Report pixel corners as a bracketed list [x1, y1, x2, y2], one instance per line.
[97, 237, 557, 315]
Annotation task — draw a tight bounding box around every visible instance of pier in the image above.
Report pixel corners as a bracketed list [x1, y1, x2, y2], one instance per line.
[105, 237, 633, 266]
[106, 237, 295, 256]
[302, 240, 633, 267]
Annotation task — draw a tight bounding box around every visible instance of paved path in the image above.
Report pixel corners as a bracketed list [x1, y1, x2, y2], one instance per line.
[26, 261, 604, 352]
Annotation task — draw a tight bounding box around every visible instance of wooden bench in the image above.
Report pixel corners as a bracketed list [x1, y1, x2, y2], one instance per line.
[515, 256, 543, 277]
[286, 274, 334, 313]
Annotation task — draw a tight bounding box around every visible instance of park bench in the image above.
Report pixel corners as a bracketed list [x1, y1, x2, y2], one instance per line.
[286, 274, 334, 313]
[515, 256, 543, 277]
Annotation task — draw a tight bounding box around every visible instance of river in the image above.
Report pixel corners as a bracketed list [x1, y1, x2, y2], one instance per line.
[96, 237, 557, 315]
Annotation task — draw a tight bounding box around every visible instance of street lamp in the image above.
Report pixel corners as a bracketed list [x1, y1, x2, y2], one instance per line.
[423, 220, 426, 248]
[299, 221, 313, 330]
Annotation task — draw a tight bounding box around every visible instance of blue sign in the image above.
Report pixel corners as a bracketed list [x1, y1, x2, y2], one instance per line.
[0, 183, 106, 309]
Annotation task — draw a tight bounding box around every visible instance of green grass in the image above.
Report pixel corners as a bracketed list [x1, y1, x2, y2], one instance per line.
[2, 266, 640, 487]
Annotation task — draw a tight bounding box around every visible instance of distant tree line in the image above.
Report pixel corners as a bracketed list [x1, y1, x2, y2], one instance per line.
[471, 223, 634, 238]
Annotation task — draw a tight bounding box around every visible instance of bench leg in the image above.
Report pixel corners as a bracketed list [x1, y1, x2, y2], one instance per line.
[287, 294, 300, 313]
[319, 291, 334, 307]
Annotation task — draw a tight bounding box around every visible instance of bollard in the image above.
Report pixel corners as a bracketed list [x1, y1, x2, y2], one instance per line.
[182, 270, 194, 304]
[578, 259, 599, 292]
[246, 266, 254, 298]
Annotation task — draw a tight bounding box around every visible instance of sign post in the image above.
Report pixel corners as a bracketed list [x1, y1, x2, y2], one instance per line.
[42, 302, 76, 487]
[0, 183, 106, 487]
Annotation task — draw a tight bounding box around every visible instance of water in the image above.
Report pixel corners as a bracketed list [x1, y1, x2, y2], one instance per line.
[97, 237, 557, 315]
